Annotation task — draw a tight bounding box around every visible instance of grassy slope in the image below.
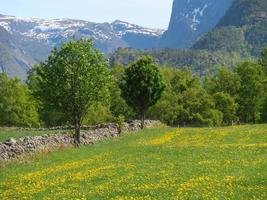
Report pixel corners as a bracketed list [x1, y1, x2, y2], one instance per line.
[0, 125, 266, 199]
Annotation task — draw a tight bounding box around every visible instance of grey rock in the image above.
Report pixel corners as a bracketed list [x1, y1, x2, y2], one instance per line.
[4, 138, 16, 146]
[0, 120, 160, 160]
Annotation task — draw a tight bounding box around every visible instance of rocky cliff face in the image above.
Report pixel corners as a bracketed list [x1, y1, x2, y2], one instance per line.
[160, 0, 234, 48]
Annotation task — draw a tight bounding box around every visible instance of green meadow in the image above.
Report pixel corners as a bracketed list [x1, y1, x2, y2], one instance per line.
[0, 124, 267, 199]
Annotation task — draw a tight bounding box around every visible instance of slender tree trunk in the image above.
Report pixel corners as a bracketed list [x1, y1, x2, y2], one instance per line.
[141, 111, 145, 129]
[74, 114, 81, 146]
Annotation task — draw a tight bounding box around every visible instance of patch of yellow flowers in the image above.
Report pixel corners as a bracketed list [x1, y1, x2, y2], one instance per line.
[0, 125, 266, 199]
[148, 131, 180, 145]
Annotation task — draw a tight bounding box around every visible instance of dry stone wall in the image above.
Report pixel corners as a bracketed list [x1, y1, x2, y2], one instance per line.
[0, 120, 160, 160]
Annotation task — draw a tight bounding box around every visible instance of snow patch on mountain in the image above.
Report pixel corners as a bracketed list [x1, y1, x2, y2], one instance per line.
[185, 3, 209, 31]
[0, 15, 164, 46]
[111, 20, 164, 37]
[0, 21, 11, 33]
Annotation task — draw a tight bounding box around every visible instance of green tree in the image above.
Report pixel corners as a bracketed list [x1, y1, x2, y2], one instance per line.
[259, 48, 267, 122]
[149, 68, 222, 127]
[120, 56, 165, 129]
[235, 61, 265, 123]
[149, 88, 181, 126]
[259, 48, 267, 74]
[148, 67, 182, 125]
[82, 103, 113, 125]
[29, 39, 111, 144]
[181, 87, 222, 126]
[213, 92, 237, 124]
[204, 67, 241, 124]
[204, 67, 241, 98]
[0, 73, 39, 127]
[28, 68, 69, 127]
[109, 64, 136, 120]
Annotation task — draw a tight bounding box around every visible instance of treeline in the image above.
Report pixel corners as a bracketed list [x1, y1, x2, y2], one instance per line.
[0, 41, 266, 129]
[110, 48, 249, 76]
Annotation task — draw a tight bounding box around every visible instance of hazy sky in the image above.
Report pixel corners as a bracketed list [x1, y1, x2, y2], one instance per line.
[0, 0, 173, 29]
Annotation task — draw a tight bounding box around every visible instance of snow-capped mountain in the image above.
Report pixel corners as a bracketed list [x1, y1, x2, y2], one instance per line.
[0, 14, 163, 79]
[0, 15, 163, 44]
[0, 15, 163, 50]
[0, 14, 163, 59]
[160, 0, 234, 48]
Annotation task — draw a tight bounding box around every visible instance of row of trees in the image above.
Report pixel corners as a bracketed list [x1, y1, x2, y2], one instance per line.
[0, 39, 266, 144]
[149, 61, 266, 126]
[0, 40, 165, 144]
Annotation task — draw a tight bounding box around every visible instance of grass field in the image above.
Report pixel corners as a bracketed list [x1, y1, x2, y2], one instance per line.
[0, 124, 267, 199]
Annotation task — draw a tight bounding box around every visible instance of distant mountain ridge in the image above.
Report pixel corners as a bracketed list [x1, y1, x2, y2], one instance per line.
[0, 15, 163, 56]
[0, 14, 164, 79]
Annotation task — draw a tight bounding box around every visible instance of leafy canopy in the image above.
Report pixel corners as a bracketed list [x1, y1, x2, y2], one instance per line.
[28, 39, 111, 142]
[121, 56, 165, 113]
[0, 73, 39, 127]
[120, 56, 165, 128]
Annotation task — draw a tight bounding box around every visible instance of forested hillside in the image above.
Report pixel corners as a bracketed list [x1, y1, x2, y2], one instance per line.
[193, 0, 267, 56]
[110, 48, 247, 76]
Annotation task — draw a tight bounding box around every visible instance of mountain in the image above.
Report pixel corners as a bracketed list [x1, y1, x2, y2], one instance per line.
[111, 20, 162, 49]
[160, 0, 234, 48]
[193, 0, 267, 56]
[0, 14, 163, 79]
[0, 26, 34, 79]
[0, 15, 163, 57]
[217, 0, 267, 27]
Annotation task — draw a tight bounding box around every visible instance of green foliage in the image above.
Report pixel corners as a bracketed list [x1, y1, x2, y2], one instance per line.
[27, 68, 69, 126]
[149, 68, 223, 126]
[82, 103, 113, 125]
[149, 88, 181, 126]
[204, 67, 241, 98]
[218, 0, 267, 27]
[213, 92, 237, 124]
[109, 64, 136, 120]
[259, 48, 267, 74]
[193, 27, 248, 54]
[259, 48, 267, 122]
[235, 61, 265, 123]
[194, 22, 267, 57]
[115, 115, 125, 134]
[120, 56, 165, 128]
[0, 73, 39, 127]
[194, 0, 267, 57]
[110, 48, 246, 76]
[245, 21, 267, 56]
[180, 87, 220, 127]
[28, 39, 111, 143]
